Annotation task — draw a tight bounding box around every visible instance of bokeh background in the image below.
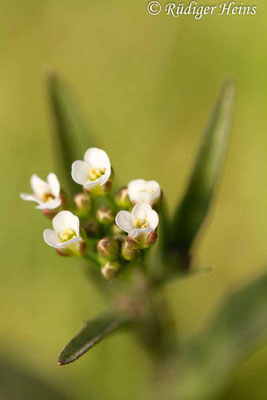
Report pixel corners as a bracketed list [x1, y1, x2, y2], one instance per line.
[0, 1, 267, 399]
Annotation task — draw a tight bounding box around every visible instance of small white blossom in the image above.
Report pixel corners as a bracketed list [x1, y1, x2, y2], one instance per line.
[43, 210, 82, 249]
[20, 173, 61, 210]
[115, 203, 159, 246]
[128, 179, 161, 204]
[71, 148, 111, 192]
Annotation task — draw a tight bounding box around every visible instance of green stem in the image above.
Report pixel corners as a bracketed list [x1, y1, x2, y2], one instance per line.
[146, 293, 179, 400]
[105, 192, 118, 210]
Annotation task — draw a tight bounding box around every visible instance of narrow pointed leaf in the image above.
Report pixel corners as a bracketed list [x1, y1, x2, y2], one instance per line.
[175, 269, 267, 400]
[47, 73, 95, 196]
[58, 314, 127, 365]
[170, 78, 235, 252]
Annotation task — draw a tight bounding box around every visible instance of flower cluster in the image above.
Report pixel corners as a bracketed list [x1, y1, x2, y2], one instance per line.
[20, 148, 161, 280]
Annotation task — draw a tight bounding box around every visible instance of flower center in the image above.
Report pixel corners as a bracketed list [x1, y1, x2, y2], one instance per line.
[134, 217, 149, 229]
[59, 229, 77, 242]
[89, 168, 106, 181]
[41, 192, 55, 202]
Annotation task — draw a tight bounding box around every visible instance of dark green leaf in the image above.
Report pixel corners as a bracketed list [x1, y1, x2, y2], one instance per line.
[47, 73, 95, 196]
[175, 270, 267, 400]
[58, 314, 126, 365]
[170, 78, 235, 252]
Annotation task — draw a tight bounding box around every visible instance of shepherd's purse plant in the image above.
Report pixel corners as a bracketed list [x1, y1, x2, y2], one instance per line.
[19, 75, 267, 400]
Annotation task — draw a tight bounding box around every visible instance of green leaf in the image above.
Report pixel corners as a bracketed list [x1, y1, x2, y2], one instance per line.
[47, 73, 95, 196]
[58, 314, 127, 365]
[175, 270, 267, 400]
[170, 78, 235, 252]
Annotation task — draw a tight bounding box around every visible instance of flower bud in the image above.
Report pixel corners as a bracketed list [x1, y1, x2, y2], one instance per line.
[111, 224, 123, 234]
[145, 230, 158, 246]
[78, 241, 87, 256]
[97, 237, 119, 260]
[101, 261, 120, 280]
[43, 208, 57, 220]
[56, 248, 70, 257]
[115, 187, 131, 209]
[102, 179, 113, 194]
[74, 193, 91, 217]
[68, 240, 87, 257]
[121, 241, 140, 261]
[96, 206, 115, 225]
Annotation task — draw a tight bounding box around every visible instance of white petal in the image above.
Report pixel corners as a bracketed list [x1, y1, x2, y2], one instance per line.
[83, 176, 105, 190]
[43, 229, 62, 248]
[115, 210, 134, 233]
[128, 179, 146, 195]
[84, 148, 110, 169]
[128, 179, 146, 202]
[132, 202, 153, 221]
[146, 208, 159, 230]
[20, 193, 39, 203]
[52, 210, 80, 236]
[101, 165, 111, 185]
[59, 236, 82, 248]
[30, 174, 49, 197]
[128, 179, 161, 203]
[131, 191, 151, 203]
[43, 229, 82, 249]
[146, 180, 161, 202]
[71, 161, 90, 185]
[47, 173, 60, 198]
[35, 198, 62, 210]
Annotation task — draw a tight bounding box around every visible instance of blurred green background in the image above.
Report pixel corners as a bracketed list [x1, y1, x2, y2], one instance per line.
[0, 0, 267, 399]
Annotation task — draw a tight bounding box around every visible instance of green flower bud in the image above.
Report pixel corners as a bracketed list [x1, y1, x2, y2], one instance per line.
[121, 241, 140, 261]
[97, 237, 119, 260]
[74, 193, 91, 217]
[101, 261, 120, 280]
[115, 187, 131, 209]
[96, 206, 115, 225]
[111, 224, 123, 234]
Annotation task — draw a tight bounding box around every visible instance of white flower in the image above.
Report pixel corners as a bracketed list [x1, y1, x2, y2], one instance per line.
[128, 179, 161, 204]
[115, 203, 159, 246]
[20, 173, 61, 210]
[71, 148, 111, 191]
[43, 210, 82, 249]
